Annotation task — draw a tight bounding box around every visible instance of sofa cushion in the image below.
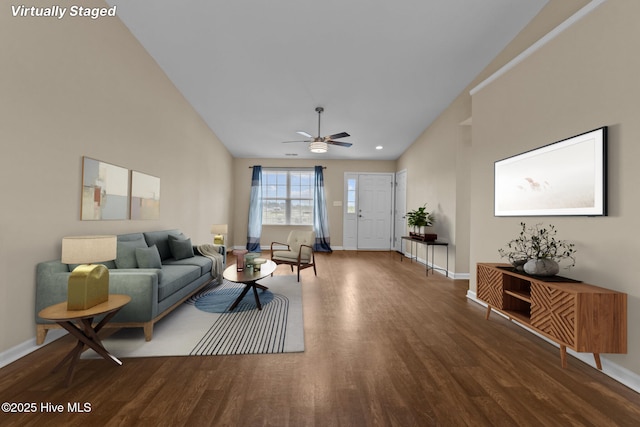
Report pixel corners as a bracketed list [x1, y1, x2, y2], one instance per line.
[157, 264, 201, 301]
[135, 245, 162, 269]
[168, 234, 194, 260]
[115, 236, 148, 269]
[163, 255, 213, 276]
[143, 229, 181, 261]
[118, 233, 147, 243]
[68, 260, 116, 271]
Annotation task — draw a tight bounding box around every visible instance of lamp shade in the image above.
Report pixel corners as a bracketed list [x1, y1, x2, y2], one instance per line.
[61, 235, 117, 264]
[210, 224, 228, 234]
[309, 141, 328, 153]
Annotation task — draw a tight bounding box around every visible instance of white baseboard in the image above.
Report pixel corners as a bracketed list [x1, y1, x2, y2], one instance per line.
[401, 251, 469, 280]
[466, 290, 640, 394]
[0, 329, 66, 369]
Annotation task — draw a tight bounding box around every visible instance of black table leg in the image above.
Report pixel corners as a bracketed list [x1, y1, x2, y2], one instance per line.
[228, 281, 269, 311]
[228, 284, 252, 311]
[252, 285, 262, 310]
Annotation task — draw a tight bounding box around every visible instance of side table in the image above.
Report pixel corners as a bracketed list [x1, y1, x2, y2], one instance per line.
[38, 294, 131, 386]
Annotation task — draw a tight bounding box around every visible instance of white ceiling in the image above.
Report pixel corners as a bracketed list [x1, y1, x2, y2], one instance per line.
[107, 0, 547, 160]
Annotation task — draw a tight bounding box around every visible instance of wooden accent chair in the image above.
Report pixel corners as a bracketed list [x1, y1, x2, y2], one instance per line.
[270, 230, 317, 282]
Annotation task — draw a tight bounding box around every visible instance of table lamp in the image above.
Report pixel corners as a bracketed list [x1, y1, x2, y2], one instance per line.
[61, 235, 117, 310]
[210, 224, 228, 245]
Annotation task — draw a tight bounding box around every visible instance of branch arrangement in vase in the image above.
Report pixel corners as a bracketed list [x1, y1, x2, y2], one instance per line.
[498, 222, 576, 276]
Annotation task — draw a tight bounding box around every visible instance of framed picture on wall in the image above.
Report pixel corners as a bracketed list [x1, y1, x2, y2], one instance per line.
[81, 157, 129, 220]
[130, 170, 160, 220]
[494, 127, 607, 217]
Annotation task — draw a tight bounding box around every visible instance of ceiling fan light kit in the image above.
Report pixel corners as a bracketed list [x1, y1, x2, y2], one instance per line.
[309, 141, 328, 153]
[283, 106, 353, 153]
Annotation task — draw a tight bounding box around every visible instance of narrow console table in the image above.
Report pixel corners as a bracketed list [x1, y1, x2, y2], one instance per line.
[400, 236, 448, 277]
[477, 263, 627, 369]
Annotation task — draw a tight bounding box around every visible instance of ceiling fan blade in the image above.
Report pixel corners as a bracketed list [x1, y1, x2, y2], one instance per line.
[282, 140, 311, 143]
[296, 131, 312, 138]
[327, 141, 352, 147]
[325, 132, 350, 140]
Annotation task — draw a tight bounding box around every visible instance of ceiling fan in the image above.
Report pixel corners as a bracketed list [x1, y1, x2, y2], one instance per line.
[282, 107, 353, 153]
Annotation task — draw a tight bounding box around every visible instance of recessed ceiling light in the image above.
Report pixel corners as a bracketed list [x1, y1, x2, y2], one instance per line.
[375, 145, 383, 150]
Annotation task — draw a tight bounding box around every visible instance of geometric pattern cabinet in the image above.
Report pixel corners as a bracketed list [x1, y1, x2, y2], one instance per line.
[477, 263, 627, 369]
[530, 283, 577, 347]
[476, 264, 503, 309]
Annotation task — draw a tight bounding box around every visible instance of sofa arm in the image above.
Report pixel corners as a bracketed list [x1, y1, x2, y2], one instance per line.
[35, 262, 160, 324]
[216, 244, 226, 266]
[108, 269, 160, 323]
[35, 261, 71, 324]
[194, 244, 226, 266]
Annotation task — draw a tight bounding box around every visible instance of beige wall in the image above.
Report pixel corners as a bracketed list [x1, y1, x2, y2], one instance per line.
[397, 91, 471, 275]
[231, 158, 397, 249]
[470, 0, 640, 374]
[0, 1, 233, 353]
[396, 0, 590, 278]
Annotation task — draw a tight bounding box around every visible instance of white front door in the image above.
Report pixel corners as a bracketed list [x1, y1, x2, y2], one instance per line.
[394, 170, 407, 252]
[357, 174, 393, 250]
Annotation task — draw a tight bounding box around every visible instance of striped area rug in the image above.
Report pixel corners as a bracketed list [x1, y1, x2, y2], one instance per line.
[82, 275, 304, 359]
[189, 281, 292, 355]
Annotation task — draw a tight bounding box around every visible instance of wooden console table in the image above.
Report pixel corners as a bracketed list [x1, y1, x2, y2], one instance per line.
[400, 236, 448, 277]
[477, 263, 627, 369]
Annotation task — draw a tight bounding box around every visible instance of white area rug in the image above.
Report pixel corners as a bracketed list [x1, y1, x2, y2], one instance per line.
[84, 275, 304, 358]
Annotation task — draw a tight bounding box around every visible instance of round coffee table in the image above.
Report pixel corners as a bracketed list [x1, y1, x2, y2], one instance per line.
[223, 260, 277, 311]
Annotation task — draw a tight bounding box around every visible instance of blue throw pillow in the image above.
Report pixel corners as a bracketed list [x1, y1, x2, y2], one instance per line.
[135, 245, 163, 269]
[168, 234, 194, 260]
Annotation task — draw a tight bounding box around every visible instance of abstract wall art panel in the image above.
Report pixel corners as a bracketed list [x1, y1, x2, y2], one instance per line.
[131, 171, 160, 220]
[81, 157, 129, 220]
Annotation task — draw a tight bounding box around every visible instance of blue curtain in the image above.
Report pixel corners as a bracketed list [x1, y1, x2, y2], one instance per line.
[313, 166, 332, 252]
[246, 165, 262, 252]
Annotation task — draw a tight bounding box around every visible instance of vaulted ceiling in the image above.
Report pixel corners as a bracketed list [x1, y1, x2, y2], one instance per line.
[107, 0, 547, 160]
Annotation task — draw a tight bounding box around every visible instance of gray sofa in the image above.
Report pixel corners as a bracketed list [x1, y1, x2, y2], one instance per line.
[35, 229, 225, 344]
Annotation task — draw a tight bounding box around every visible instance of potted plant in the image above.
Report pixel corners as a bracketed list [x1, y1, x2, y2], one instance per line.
[498, 222, 576, 276]
[406, 204, 436, 241]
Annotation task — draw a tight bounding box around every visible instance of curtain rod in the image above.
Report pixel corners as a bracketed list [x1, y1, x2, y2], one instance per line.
[248, 166, 326, 169]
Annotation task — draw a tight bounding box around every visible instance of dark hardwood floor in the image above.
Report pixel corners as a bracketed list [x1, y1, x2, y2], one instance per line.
[1, 251, 639, 426]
